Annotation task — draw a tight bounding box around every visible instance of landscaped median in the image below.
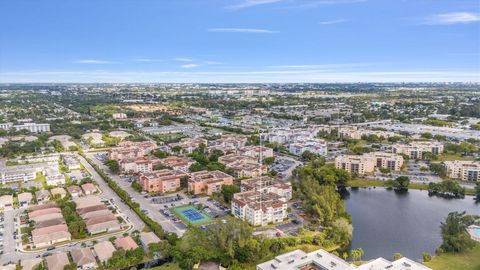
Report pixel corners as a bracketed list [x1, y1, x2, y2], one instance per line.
[80, 154, 167, 239]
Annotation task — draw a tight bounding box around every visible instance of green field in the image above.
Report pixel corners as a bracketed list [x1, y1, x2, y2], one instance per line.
[171, 205, 213, 225]
[423, 244, 480, 270]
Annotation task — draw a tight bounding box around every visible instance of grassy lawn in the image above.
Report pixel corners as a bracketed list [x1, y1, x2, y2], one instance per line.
[437, 154, 476, 162]
[423, 244, 480, 270]
[148, 263, 182, 270]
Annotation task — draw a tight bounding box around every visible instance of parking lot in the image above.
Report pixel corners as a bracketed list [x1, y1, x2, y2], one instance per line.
[271, 155, 302, 180]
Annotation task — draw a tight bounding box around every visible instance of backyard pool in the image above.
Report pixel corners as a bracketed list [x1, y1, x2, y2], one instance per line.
[172, 205, 213, 225]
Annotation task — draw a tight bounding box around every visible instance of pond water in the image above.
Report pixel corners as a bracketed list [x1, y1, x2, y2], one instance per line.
[344, 187, 479, 261]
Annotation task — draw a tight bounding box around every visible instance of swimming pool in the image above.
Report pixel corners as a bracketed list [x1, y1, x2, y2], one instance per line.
[172, 205, 213, 225]
[467, 225, 480, 242]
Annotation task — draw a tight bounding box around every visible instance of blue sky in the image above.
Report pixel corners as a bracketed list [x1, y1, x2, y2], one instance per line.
[0, 0, 479, 83]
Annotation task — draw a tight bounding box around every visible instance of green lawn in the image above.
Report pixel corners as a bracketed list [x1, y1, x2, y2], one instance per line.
[424, 244, 480, 270]
[148, 263, 182, 270]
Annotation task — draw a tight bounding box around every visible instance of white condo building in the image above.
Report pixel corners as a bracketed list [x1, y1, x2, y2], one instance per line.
[257, 249, 432, 270]
[232, 176, 291, 226]
[0, 123, 50, 133]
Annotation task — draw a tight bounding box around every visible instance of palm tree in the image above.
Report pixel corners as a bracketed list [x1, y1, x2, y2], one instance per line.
[358, 248, 365, 261]
[350, 249, 360, 261]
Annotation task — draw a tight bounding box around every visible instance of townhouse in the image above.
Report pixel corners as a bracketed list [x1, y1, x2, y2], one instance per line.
[75, 196, 121, 235]
[45, 252, 70, 270]
[444, 160, 480, 182]
[93, 241, 117, 263]
[139, 169, 188, 193]
[188, 170, 234, 195]
[18, 192, 33, 208]
[71, 248, 97, 270]
[32, 224, 71, 248]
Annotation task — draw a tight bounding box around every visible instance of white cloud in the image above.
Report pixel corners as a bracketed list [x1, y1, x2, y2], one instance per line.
[73, 59, 117, 64]
[269, 63, 372, 69]
[173, 57, 195, 62]
[2, 70, 478, 83]
[319, 19, 348, 25]
[180, 64, 200, 68]
[204, 61, 223, 65]
[133, 58, 162, 62]
[227, 0, 365, 9]
[227, 0, 284, 10]
[208, 28, 279, 33]
[422, 12, 480, 25]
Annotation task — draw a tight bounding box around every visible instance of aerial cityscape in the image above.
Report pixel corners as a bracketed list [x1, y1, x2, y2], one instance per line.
[0, 1, 479, 270]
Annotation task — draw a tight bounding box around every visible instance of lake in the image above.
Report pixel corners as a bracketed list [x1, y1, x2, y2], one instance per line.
[344, 187, 479, 261]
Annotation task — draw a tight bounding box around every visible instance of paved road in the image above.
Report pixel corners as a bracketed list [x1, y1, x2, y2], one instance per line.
[0, 154, 144, 265]
[85, 153, 186, 236]
[77, 154, 146, 231]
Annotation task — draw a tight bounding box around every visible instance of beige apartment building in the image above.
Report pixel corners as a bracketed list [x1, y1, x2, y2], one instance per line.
[335, 152, 404, 175]
[392, 141, 444, 159]
[444, 160, 479, 182]
[139, 169, 188, 193]
[188, 170, 234, 195]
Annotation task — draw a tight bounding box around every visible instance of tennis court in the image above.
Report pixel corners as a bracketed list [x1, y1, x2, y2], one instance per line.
[172, 205, 213, 225]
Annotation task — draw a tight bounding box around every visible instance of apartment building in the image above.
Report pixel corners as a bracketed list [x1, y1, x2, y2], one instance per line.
[170, 137, 208, 154]
[218, 154, 257, 165]
[109, 141, 157, 161]
[335, 155, 375, 175]
[288, 138, 327, 156]
[213, 135, 248, 148]
[392, 141, 444, 159]
[119, 157, 157, 174]
[238, 146, 274, 160]
[232, 176, 292, 226]
[262, 128, 318, 144]
[157, 156, 194, 172]
[45, 167, 66, 186]
[0, 122, 50, 133]
[112, 113, 127, 119]
[338, 127, 396, 140]
[226, 161, 267, 178]
[335, 152, 404, 174]
[188, 170, 234, 195]
[240, 176, 292, 201]
[444, 160, 480, 182]
[63, 155, 81, 170]
[139, 169, 188, 193]
[368, 152, 404, 171]
[256, 249, 431, 270]
[0, 166, 37, 184]
[232, 191, 288, 226]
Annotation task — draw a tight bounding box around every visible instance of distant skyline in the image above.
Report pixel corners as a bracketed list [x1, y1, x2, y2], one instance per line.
[0, 0, 479, 83]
